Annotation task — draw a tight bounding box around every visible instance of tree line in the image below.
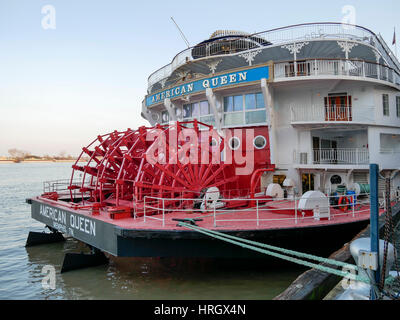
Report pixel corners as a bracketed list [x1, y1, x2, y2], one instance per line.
[7, 149, 77, 163]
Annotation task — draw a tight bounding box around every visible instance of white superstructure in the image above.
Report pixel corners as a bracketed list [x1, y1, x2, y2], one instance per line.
[142, 23, 400, 197]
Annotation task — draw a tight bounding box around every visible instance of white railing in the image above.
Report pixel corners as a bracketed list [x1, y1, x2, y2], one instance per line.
[148, 23, 400, 88]
[290, 104, 375, 123]
[43, 178, 93, 198]
[380, 148, 400, 154]
[312, 148, 369, 165]
[142, 192, 378, 228]
[295, 148, 370, 165]
[274, 59, 400, 86]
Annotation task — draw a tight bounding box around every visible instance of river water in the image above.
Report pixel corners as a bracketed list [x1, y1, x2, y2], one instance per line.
[0, 162, 304, 300]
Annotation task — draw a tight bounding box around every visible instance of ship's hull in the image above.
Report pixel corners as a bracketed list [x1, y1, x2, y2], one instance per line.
[27, 197, 374, 260]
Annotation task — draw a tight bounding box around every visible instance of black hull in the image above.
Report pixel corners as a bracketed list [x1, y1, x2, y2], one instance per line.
[117, 219, 370, 259]
[29, 198, 372, 260]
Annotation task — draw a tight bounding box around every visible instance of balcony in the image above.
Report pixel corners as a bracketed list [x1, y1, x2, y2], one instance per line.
[291, 104, 375, 125]
[296, 148, 369, 167]
[274, 59, 400, 88]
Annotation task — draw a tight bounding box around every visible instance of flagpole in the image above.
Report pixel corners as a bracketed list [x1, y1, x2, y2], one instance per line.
[395, 27, 398, 59]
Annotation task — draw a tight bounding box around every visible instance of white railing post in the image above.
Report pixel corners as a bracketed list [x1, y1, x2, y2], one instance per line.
[256, 199, 259, 227]
[356, 148, 359, 165]
[295, 197, 298, 224]
[352, 195, 355, 217]
[314, 59, 318, 76]
[362, 61, 366, 77]
[144, 196, 146, 223]
[377, 64, 381, 80]
[162, 198, 165, 227]
[213, 205, 216, 227]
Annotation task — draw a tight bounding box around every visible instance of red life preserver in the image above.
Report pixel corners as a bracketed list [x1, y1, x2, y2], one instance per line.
[338, 196, 349, 212]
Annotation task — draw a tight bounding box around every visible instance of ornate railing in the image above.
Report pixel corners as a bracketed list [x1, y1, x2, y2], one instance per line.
[147, 22, 400, 88]
[274, 58, 400, 86]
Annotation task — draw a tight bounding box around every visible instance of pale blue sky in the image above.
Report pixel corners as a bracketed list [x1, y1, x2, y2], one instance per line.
[0, 0, 399, 156]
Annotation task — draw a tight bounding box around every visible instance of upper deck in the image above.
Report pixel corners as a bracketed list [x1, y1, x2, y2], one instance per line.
[146, 23, 400, 96]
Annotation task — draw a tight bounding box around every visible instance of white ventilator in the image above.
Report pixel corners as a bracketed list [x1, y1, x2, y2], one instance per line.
[266, 183, 284, 198]
[297, 191, 330, 220]
[283, 178, 296, 199]
[352, 183, 360, 196]
[200, 187, 224, 211]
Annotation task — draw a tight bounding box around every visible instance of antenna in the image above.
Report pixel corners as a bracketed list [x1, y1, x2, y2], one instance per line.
[170, 17, 190, 48]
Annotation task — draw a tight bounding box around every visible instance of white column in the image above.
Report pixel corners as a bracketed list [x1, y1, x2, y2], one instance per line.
[164, 98, 177, 121]
[261, 78, 276, 165]
[206, 88, 222, 131]
[141, 100, 156, 126]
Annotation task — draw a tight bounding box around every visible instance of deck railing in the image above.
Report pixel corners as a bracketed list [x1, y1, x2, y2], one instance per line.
[312, 148, 369, 165]
[295, 148, 370, 165]
[142, 193, 379, 228]
[274, 59, 400, 86]
[148, 23, 400, 88]
[380, 148, 400, 154]
[290, 104, 375, 123]
[43, 178, 92, 198]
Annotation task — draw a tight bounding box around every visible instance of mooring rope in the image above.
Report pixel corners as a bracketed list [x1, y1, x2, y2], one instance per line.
[178, 221, 370, 283]
[182, 222, 359, 271]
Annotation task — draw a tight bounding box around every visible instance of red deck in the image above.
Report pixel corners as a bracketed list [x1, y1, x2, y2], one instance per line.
[35, 196, 382, 232]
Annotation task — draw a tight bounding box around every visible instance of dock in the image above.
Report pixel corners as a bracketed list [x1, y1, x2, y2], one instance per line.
[273, 203, 400, 300]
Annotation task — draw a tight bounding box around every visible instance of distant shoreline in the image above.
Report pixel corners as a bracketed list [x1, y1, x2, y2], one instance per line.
[0, 159, 85, 164]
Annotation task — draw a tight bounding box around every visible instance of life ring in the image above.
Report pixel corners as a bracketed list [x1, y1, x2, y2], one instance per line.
[338, 196, 350, 212]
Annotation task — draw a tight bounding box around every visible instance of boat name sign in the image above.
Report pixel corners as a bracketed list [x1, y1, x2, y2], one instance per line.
[39, 204, 96, 237]
[146, 64, 271, 107]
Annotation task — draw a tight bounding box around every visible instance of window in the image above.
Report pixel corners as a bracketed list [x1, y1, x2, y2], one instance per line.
[383, 94, 389, 116]
[330, 175, 342, 185]
[161, 111, 169, 124]
[324, 94, 352, 121]
[223, 92, 266, 126]
[224, 95, 243, 112]
[253, 135, 267, 149]
[228, 137, 240, 150]
[396, 96, 400, 118]
[182, 100, 214, 126]
[273, 175, 286, 186]
[151, 112, 159, 122]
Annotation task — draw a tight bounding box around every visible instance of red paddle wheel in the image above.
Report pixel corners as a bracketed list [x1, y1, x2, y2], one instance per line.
[68, 120, 240, 215]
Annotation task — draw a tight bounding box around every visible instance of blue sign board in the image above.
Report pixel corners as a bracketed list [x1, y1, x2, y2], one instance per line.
[146, 65, 270, 107]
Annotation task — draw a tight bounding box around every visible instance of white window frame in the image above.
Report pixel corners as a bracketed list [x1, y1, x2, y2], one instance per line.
[183, 99, 214, 125]
[382, 94, 390, 117]
[222, 91, 267, 127]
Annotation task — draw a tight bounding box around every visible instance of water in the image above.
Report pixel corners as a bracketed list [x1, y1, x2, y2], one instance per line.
[0, 162, 304, 300]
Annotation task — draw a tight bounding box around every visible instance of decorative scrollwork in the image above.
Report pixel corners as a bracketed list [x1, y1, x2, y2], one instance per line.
[281, 42, 309, 55]
[207, 59, 223, 74]
[337, 41, 358, 54]
[239, 49, 262, 66]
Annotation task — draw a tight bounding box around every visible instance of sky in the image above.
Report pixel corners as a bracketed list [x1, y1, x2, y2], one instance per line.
[0, 0, 399, 157]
